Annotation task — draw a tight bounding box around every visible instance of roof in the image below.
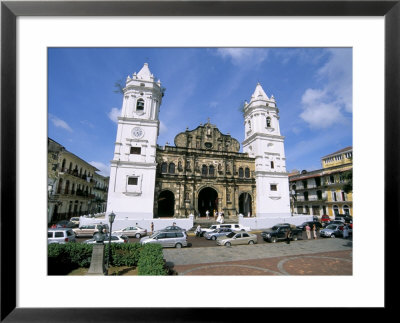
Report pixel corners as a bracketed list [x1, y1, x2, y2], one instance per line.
[321, 146, 352, 159]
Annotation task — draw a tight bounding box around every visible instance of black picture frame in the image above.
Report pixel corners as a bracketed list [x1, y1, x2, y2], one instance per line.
[1, 0, 397, 321]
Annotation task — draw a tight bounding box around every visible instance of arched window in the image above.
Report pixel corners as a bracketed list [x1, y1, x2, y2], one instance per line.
[136, 98, 145, 111]
[266, 117, 271, 127]
[239, 167, 244, 178]
[168, 163, 175, 174]
[65, 180, 70, 194]
[161, 162, 168, 173]
[343, 205, 350, 216]
[209, 165, 215, 176]
[333, 205, 339, 216]
[245, 167, 250, 178]
[202, 165, 208, 176]
[57, 178, 63, 194]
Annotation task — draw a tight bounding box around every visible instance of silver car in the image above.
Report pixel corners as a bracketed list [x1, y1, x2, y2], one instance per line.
[83, 234, 129, 244]
[113, 226, 147, 238]
[140, 231, 188, 248]
[216, 231, 258, 247]
[48, 228, 76, 244]
[204, 228, 233, 240]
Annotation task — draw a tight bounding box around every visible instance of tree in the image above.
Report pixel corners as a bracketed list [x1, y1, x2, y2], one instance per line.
[343, 169, 353, 194]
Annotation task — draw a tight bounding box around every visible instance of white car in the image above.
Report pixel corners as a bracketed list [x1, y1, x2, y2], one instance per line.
[201, 223, 250, 236]
[113, 226, 147, 239]
[83, 234, 129, 244]
[69, 217, 80, 225]
[48, 228, 76, 244]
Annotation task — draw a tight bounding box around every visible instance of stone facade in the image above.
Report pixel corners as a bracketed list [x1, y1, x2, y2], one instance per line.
[155, 121, 256, 218]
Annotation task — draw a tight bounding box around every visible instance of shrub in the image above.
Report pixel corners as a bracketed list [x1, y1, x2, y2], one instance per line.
[137, 244, 168, 276]
[105, 243, 142, 267]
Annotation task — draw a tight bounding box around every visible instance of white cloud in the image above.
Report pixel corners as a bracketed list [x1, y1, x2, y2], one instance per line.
[159, 120, 167, 134]
[215, 48, 268, 66]
[89, 161, 110, 176]
[299, 49, 352, 128]
[108, 107, 121, 123]
[49, 114, 73, 132]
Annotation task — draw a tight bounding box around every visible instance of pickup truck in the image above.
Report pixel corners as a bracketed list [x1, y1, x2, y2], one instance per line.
[261, 224, 302, 243]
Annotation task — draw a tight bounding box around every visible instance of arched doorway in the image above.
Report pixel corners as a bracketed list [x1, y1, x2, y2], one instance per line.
[239, 193, 252, 216]
[198, 187, 218, 217]
[157, 190, 175, 217]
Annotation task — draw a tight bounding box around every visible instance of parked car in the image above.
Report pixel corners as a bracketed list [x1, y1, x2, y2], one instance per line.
[140, 230, 188, 248]
[161, 225, 186, 232]
[297, 221, 322, 231]
[319, 224, 344, 238]
[320, 215, 331, 226]
[69, 217, 80, 225]
[261, 224, 302, 243]
[335, 214, 353, 223]
[55, 220, 77, 228]
[204, 228, 233, 240]
[201, 223, 250, 236]
[83, 234, 129, 244]
[113, 226, 147, 238]
[48, 228, 76, 244]
[73, 224, 109, 237]
[217, 231, 258, 247]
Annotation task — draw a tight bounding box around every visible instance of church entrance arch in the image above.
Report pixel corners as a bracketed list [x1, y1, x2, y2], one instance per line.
[157, 190, 175, 217]
[239, 192, 252, 216]
[198, 187, 218, 217]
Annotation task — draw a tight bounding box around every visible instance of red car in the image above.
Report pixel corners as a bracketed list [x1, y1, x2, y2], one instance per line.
[320, 215, 331, 226]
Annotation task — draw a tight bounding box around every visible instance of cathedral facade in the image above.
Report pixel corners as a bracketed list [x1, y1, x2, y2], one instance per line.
[106, 63, 294, 229]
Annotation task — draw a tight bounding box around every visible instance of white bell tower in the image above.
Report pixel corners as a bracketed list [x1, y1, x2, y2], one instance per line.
[242, 83, 291, 218]
[106, 63, 162, 221]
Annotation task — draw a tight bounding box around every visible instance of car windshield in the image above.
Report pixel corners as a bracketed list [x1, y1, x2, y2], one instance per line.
[149, 232, 158, 238]
[325, 225, 337, 229]
[226, 232, 235, 238]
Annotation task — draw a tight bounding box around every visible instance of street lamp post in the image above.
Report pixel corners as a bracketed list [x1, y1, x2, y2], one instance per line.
[107, 211, 116, 269]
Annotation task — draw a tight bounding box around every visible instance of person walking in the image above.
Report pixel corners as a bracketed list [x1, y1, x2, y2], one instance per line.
[286, 228, 292, 244]
[342, 225, 349, 239]
[305, 224, 311, 239]
[312, 224, 317, 239]
[206, 210, 210, 219]
[151, 222, 154, 233]
[195, 224, 202, 237]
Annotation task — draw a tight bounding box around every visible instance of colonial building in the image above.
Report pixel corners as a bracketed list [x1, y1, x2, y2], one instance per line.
[106, 63, 295, 230]
[47, 138, 109, 223]
[289, 146, 353, 219]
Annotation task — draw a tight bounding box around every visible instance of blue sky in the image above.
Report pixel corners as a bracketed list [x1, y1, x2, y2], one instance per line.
[48, 48, 352, 176]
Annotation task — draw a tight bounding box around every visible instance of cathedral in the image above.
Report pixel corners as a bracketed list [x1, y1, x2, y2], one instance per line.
[105, 63, 299, 230]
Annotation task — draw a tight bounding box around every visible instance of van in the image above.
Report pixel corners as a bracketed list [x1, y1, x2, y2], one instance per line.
[140, 230, 188, 248]
[48, 228, 76, 244]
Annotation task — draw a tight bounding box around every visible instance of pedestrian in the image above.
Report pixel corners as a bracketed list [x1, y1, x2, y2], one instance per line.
[214, 209, 217, 220]
[343, 225, 349, 239]
[286, 228, 292, 244]
[216, 212, 221, 224]
[312, 224, 317, 239]
[305, 224, 311, 239]
[220, 213, 224, 224]
[206, 210, 210, 219]
[195, 224, 202, 237]
[151, 222, 154, 233]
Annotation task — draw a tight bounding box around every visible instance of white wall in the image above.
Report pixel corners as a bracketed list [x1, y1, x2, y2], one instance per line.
[239, 214, 313, 230]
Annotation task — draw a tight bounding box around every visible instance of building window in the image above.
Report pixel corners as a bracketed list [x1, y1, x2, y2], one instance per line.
[305, 206, 310, 214]
[202, 165, 208, 176]
[266, 117, 271, 127]
[136, 98, 145, 111]
[315, 177, 321, 187]
[330, 175, 335, 184]
[161, 162, 168, 173]
[245, 167, 250, 178]
[270, 184, 277, 191]
[130, 147, 141, 154]
[333, 205, 339, 216]
[343, 205, 350, 216]
[271, 161, 275, 169]
[341, 191, 346, 201]
[168, 163, 175, 174]
[304, 192, 309, 201]
[128, 177, 138, 185]
[332, 191, 337, 201]
[297, 206, 303, 214]
[209, 165, 215, 176]
[317, 190, 323, 200]
[239, 167, 244, 178]
[302, 180, 307, 189]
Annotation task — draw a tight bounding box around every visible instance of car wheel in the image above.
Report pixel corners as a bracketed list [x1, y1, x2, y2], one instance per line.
[135, 233, 141, 239]
[292, 235, 298, 241]
[211, 236, 217, 241]
[271, 237, 277, 243]
[225, 242, 231, 247]
[331, 234, 336, 238]
[248, 240, 254, 245]
[175, 243, 182, 248]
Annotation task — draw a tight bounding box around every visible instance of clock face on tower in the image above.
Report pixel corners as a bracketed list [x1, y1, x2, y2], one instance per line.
[132, 127, 144, 139]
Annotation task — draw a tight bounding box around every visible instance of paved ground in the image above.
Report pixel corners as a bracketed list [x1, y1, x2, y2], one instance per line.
[163, 237, 352, 275]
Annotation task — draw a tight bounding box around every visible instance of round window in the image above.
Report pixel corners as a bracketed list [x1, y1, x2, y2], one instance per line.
[205, 142, 213, 149]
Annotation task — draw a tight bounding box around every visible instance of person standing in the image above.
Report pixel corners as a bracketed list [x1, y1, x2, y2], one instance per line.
[195, 224, 202, 237]
[151, 222, 154, 233]
[206, 210, 210, 219]
[343, 225, 349, 239]
[286, 228, 292, 244]
[312, 224, 317, 239]
[305, 224, 311, 240]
